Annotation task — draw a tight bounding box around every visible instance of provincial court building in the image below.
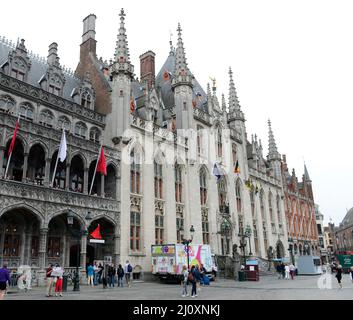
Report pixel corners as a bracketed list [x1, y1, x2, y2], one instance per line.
[0, 9, 319, 284]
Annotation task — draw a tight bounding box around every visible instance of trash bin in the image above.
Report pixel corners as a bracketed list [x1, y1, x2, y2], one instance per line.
[238, 271, 246, 281]
[62, 275, 68, 292]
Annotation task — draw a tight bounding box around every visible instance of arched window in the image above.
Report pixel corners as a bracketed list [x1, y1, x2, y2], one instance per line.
[269, 193, 274, 222]
[175, 164, 183, 203]
[218, 176, 227, 208]
[70, 155, 84, 193]
[19, 102, 34, 121]
[104, 165, 117, 199]
[232, 144, 237, 165]
[197, 125, 203, 155]
[89, 127, 101, 143]
[74, 122, 87, 139]
[199, 167, 207, 206]
[276, 195, 282, 224]
[0, 95, 15, 113]
[39, 110, 54, 127]
[130, 150, 141, 194]
[216, 127, 223, 157]
[235, 180, 242, 213]
[58, 116, 71, 131]
[250, 190, 255, 218]
[27, 144, 46, 184]
[154, 161, 163, 199]
[202, 210, 210, 244]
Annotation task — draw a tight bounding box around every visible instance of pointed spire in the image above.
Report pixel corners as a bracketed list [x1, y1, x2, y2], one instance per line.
[172, 23, 193, 88]
[221, 93, 227, 112]
[111, 9, 134, 78]
[115, 8, 130, 63]
[228, 67, 240, 112]
[267, 119, 281, 160]
[304, 163, 311, 182]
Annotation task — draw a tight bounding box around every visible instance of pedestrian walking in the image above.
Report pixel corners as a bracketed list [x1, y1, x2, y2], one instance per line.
[276, 264, 282, 279]
[289, 264, 296, 280]
[98, 263, 104, 284]
[350, 266, 353, 283]
[195, 265, 202, 291]
[52, 264, 64, 297]
[93, 262, 99, 285]
[181, 265, 189, 297]
[335, 264, 343, 289]
[46, 263, 54, 297]
[117, 264, 125, 287]
[102, 264, 108, 289]
[108, 264, 116, 288]
[125, 260, 133, 288]
[280, 262, 285, 279]
[190, 266, 197, 298]
[87, 263, 94, 287]
[285, 264, 290, 279]
[0, 264, 10, 300]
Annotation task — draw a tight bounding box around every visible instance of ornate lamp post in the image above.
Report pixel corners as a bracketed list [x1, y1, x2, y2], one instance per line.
[67, 210, 93, 291]
[182, 225, 195, 270]
[238, 228, 247, 267]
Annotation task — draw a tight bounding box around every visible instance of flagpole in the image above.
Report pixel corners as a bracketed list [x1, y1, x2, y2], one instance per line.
[51, 127, 64, 188]
[89, 142, 103, 196]
[4, 113, 20, 179]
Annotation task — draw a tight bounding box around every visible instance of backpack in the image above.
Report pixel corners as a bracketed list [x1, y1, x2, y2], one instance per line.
[128, 264, 133, 273]
[187, 272, 194, 282]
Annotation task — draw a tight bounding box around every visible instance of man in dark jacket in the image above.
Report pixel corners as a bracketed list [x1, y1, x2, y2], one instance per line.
[0, 264, 10, 300]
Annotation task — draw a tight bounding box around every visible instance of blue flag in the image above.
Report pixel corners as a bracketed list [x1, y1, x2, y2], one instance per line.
[213, 163, 221, 181]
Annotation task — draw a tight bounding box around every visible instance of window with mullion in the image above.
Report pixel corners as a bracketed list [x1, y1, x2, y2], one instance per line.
[130, 152, 141, 194]
[235, 181, 242, 213]
[155, 214, 164, 245]
[154, 162, 163, 199]
[130, 212, 141, 251]
[175, 165, 182, 203]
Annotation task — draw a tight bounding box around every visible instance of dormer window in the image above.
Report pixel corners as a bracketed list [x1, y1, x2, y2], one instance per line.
[11, 64, 26, 81]
[19, 102, 34, 121]
[48, 74, 63, 96]
[81, 91, 93, 109]
[49, 84, 61, 96]
[74, 122, 87, 139]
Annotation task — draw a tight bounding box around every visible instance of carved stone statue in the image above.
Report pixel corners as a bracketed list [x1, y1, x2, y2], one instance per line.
[232, 244, 241, 280]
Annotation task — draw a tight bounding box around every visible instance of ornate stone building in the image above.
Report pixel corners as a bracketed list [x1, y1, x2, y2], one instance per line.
[0, 9, 320, 283]
[282, 157, 320, 264]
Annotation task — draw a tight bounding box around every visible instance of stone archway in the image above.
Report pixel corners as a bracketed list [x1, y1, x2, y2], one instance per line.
[0, 207, 42, 268]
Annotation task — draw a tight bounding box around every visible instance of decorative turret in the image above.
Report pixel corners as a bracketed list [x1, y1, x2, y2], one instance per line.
[228, 67, 245, 122]
[304, 163, 311, 182]
[267, 119, 281, 180]
[111, 8, 134, 78]
[221, 93, 227, 113]
[172, 23, 193, 88]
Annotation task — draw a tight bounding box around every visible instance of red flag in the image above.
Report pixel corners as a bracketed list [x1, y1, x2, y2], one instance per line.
[8, 119, 20, 157]
[96, 147, 107, 176]
[90, 224, 102, 240]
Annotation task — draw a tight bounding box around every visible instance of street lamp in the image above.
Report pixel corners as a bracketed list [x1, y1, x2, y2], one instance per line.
[182, 225, 195, 271]
[67, 210, 92, 291]
[245, 224, 252, 256]
[238, 228, 247, 267]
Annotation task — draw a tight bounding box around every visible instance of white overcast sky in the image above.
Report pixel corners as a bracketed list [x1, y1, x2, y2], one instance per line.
[1, 0, 352, 225]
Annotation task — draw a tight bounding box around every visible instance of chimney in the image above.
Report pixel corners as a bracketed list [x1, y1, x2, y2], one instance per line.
[82, 14, 96, 43]
[139, 51, 155, 90]
[80, 14, 97, 59]
[47, 42, 58, 65]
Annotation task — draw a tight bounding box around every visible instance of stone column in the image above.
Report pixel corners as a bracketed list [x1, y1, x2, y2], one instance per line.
[80, 233, 87, 268]
[0, 147, 5, 177]
[65, 163, 70, 190]
[22, 153, 29, 182]
[83, 168, 89, 194]
[80, 233, 87, 283]
[24, 227, 32, 265]
[65, 233, 70, 268]
[38, 228, 48, 269]
[113, 227, 121, 266]
[101, 174, 105, 197]
[20, 229, 26, 265]
[44, 158, 51, 187]
[0, 224, 5, 266]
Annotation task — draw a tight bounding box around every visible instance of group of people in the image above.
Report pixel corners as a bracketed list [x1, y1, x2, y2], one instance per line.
[181, 264, 209, 298]
[276, 262, 296, 280]
[46, 263, 64, 297]
[87, 261, 133, 289]
[334, 264, 353, 289]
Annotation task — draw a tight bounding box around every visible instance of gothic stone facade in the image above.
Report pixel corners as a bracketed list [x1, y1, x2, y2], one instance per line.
[0, 9, 320, 282]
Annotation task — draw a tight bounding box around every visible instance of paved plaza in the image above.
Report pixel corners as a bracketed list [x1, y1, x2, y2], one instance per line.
[3, 274, 353, 300]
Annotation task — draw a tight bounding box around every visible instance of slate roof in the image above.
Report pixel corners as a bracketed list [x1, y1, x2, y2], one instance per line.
[0, 40, 81, 101]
